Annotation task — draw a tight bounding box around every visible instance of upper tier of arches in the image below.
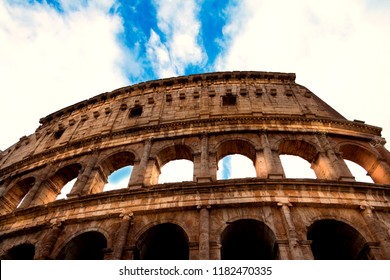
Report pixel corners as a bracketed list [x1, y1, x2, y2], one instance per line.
[1, 132, 390, 214]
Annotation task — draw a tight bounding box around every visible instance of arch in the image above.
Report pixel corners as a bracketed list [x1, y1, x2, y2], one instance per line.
[280, 155, 316, 179]
[150, 144, 194, 184]
[158, 159, 194, 183]
[98, 151, 136, 192]
[100, 151, 136, 177]
[221, 219, 278, 260]
[56, 231, 107, 260]
[1, 243, 35, 260]
[32, 163, 82, 205]
[344, 160, 374, 183]
[0, 177, 35, 214]
[339, 143, 390, 184]
[155, 144, 194, 167]
[134, 223, 189, 260]
[278, 139, 319, 178]
[215, 139, 256, 163]
[307, 219, 370, 259]
[215, 139, 257, 180]
[278, 139, 318, 163]
[217, 154, 256, 179]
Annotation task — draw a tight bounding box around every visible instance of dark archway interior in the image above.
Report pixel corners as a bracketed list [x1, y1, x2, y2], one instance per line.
[56, 231, 107, 260]
[135, 223, 189, 260]
[221, 219, 278, 260]
[308, 219, 369, 260]
[3, 243, 35, 260]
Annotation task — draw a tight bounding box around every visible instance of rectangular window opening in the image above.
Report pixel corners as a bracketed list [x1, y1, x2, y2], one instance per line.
[222, 95, 237, 106]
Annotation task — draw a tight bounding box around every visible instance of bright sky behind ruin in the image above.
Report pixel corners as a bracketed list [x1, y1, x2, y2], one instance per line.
[1, 0, 390, 187]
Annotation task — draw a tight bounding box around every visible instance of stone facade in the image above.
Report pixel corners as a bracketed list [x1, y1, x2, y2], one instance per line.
[0, 71, 390, 259]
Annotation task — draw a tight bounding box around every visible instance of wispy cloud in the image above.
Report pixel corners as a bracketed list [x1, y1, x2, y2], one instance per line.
[146, 0, 206, 78]
[0, 1, 132, 149]
[218, 155, 256, 179]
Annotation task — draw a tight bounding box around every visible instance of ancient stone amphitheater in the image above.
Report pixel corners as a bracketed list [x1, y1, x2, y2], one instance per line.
[1, 71, 390, 260]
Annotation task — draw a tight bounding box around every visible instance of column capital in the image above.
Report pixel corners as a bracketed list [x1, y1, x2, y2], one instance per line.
[120, 211, 134, 221]
[197, 204, 211, 210]
[360, 201, 375, 214]
[277, 199, 293, 207]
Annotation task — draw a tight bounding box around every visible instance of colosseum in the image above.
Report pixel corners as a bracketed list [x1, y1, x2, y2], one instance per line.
[0, 71, 389, 260]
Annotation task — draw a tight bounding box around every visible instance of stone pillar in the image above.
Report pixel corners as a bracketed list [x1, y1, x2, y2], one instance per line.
[255, 149, 267, 178]
[112, 212, 133, 260]
[316, 133, 354, 181]
[189, 242, 199, 260]
[128, 160, 140, 187]
[258, 133, 284, 178]
[299, 240, 314, 259]
[196, 134, 212, 182]
[275, 240, 290, 260]
[18, 167, 51, 208]
[0, 177, 12, 197]
[35, 221, 63, 259]
[83, 166, 107, 194]
[67, 152, 99, 198]
[371, 137, 390, 164]
[198, 205, 211, 259]
[209, 242, 221, 260]
[143, 157, 160, 185]
[131, 139, 152, 186]
[0, 196, 14, 215]
[0, 178, 16, 214]
[360, 202, 390, 259]
[277, 202, 304, 259]
[208, 152, 218, 181]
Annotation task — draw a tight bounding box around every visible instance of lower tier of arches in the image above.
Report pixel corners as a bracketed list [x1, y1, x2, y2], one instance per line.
[0, 180, 389, 260]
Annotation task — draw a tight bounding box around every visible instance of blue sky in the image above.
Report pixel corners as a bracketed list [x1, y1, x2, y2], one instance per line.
[1, 0, 389, 187]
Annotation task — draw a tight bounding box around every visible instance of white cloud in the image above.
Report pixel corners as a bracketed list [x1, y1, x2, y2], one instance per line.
[146, 29, 177, 78]
[280, 155, 316, 179]
[217, 155, 256, 179]
[104, 174, 130, 192]
[158, 159, 193, 183]
[0, 1, 133, 150]
[215, 0, 390, 148]
[147, 0, 205, 78]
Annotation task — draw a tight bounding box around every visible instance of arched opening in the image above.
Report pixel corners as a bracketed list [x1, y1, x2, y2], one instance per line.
[99, 152, 135, 193]
[104, 166, 133, 191]
[1, 243, 35, 260]
[135, 223, 189, 260]
[217, 154, 256, 179]
[57, 178, 76, 200]
[153, 145, 194, 184]
[0, 177, 35, 214]
[280, 155, 316, 179]
[344, 160, 374, 183]
[158, 159, 194, 183]
[53, 164, 82, 200]
[56, 231, 107, 260]
[339, 144, 389, 184]
[221, 219, 278, 260]
[216, 140, 256, 180]
[31, 163, 81, 205]
[308, 219, 370, 259]
[278, 139, 318, 179]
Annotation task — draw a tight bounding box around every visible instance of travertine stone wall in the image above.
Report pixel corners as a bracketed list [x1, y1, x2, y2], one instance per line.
[0, 71, 390, 260]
